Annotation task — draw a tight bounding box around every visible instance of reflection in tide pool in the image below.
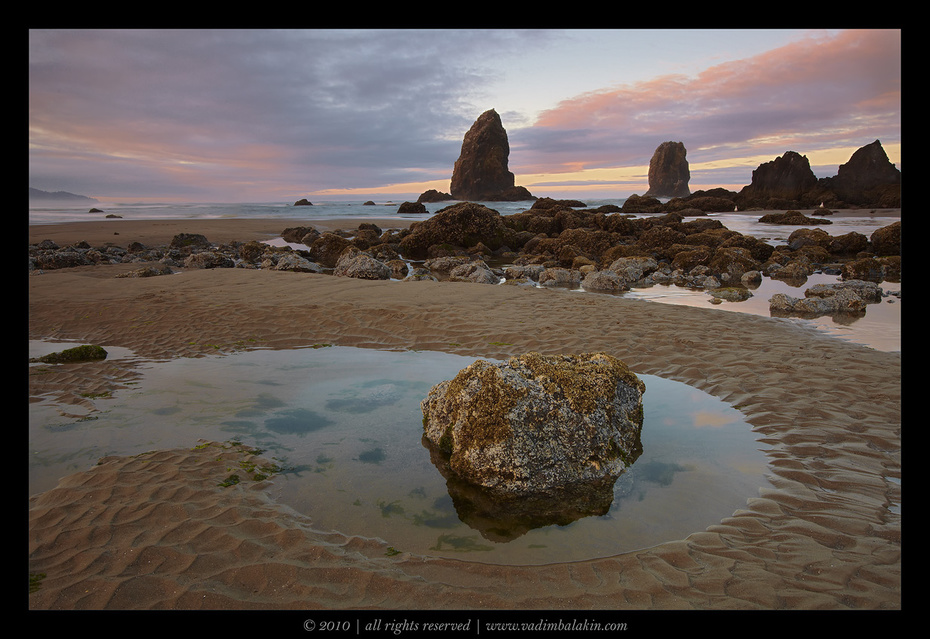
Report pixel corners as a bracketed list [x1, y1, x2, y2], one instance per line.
[29, 344, 771, 565]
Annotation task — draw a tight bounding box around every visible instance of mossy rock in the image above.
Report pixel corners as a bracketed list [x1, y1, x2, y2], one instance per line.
[421, 352, 645, 496]
[30, 344, 108, 364]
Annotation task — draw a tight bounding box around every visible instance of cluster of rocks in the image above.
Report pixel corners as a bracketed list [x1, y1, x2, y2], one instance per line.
[29, 193, 901, 327]
[439, 106, 898, 209]
[430, 107, 898, 212]
[29, 200, 901, 299]
[769, 279, 888, 318]
[630, 140, 899, 212]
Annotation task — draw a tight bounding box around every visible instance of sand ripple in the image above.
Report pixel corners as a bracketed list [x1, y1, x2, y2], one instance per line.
[29, 264, 901, 610]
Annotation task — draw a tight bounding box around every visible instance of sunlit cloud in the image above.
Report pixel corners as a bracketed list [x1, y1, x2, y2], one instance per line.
[29, 28, 900, 202]
[513, 29, 901, 189]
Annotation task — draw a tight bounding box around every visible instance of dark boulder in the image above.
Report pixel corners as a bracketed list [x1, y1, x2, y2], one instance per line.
[529, 197, 587, 210]
[621, 194, 665, 213]
[169, 233, 211, 250]
[758, 210, 832, 225]
[308, 233, 354, 268]
[417, 189, 453, 203]
[281, 226, 317, 243]
[30, 344, 108, 364]
[870, 221, 901, 256]
[397, 201, 428, 214]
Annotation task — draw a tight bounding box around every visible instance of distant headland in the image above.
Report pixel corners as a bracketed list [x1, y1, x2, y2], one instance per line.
[29, 188, 99, 204]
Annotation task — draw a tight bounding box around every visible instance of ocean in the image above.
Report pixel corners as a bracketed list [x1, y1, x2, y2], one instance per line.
[28, 198, 899, 247]
[28, 199, 540, 227]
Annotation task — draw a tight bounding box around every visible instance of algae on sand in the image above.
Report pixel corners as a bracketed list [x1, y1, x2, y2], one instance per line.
[30, 344, 108, 364]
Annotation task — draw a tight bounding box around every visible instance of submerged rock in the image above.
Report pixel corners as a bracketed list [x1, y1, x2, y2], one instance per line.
[421, 352, 646, 498]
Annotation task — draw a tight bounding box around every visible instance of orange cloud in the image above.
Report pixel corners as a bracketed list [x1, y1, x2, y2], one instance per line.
[532, 29, 900, 147]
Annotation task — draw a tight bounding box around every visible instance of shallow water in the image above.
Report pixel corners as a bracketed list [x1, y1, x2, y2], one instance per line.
[29, 342, 770, 565]
[620, 272, 902, 353]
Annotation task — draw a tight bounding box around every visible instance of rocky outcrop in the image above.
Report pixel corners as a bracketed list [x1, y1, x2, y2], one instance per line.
[398, 201, 518, 259]
[821, 140, 901, 207]
[417, 189, 453, 203]
[449, 109, 534, 202]
[307, 233, 354, 268]
[169, 233, 212, 251]
[281, 226, 320, 245]
[758, 210, 832, 225]
[397, 201, 427, 214]
[643, 141, 690, 198]
[421, 352, 645, 499]
[869, 220, 901, 256]
[737, 151, 819, 208]
[769, 280, 884, 318]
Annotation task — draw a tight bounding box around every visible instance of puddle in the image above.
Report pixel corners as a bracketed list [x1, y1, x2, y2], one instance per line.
[28, 344, 771, 565]
[619, 272, 901, 352]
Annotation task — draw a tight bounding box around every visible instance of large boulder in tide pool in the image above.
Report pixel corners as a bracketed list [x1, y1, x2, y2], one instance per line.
[421, 352, 646, 498]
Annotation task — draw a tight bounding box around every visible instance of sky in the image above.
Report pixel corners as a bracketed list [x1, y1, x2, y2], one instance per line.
[28, 28, 902, 204]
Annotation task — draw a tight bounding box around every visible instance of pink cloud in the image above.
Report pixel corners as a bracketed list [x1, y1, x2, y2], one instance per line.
[528, 29, 900, 170]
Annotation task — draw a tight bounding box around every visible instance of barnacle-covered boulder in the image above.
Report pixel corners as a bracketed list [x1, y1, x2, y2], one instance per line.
[421, 352, 645, 499]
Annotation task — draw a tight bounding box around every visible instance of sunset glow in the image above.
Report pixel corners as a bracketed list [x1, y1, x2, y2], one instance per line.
[29, 28, 901, 203]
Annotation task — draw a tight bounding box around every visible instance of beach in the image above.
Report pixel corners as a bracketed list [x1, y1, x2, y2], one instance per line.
[28, 216, 902, 612]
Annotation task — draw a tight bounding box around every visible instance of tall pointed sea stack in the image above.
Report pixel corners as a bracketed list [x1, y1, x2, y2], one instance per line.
[643, 141, 691, 198]
[450, 109, 534, 202]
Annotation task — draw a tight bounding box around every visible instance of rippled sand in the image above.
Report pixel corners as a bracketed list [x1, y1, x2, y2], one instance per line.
[28, 219, 901, 611]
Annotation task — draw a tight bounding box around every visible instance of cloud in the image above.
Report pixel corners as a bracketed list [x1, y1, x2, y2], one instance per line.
[512, 29, 901, 181]
[29, 29, 543, 200]
[29, 28, 901, 201]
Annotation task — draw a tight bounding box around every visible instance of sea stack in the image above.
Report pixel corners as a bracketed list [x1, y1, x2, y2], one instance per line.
[643, 141, 691, 198]
[827, 140, 901, 206]
[738, 150, 819, 202]
[450, 109, 534, 202]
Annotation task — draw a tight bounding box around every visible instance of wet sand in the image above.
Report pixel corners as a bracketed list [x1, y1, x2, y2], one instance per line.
[27, 217, 902, 612]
